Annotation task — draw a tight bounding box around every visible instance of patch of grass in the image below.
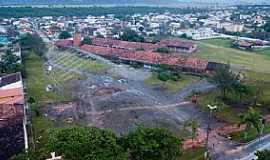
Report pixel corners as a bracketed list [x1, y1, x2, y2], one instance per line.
[253, 47, 270, 57]
[54, 52, 108, 74]
[197, 91, 241, 123]
[32, 117, 54, 145]
[196, 40, 270, 73]
[24, 52, 68, 104]
[245, 71, 270, 82]
[243, 71, 270, 105]
[197, 71, 270, 123]
[180, 147, 206, 160]
[200, 38, 233, 48]
[230, 124, 270, 143]
[49, 68, 87, 83]
[145, 74, 201, 92]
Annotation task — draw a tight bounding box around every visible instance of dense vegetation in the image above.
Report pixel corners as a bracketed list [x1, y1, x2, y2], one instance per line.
[81, 37, 92, 45]
[255, 150, 270, 160]
[0, 6, 206, 18]
[155, 64, 182, 82]
[19, 33, 47, 57]
[58, 31, 72, 39]
[13, 126, 182, 160]
[155, 47, 170, 53]
[120, 28, 145, 42]
[120, 125, 182, 160]
[0, 50, 22, 74]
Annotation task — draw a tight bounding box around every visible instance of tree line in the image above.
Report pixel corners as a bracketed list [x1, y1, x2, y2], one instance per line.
[12, 125, 182, 160]
[0, 6, 206, 18]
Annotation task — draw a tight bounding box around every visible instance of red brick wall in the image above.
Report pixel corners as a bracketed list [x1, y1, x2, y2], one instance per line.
[73, 33, 82, 47]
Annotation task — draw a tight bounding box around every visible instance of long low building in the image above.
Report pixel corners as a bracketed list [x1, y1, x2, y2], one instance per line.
[80, 44, 208, 72]
[0, 72, 25, 159]
[90, 37, 198, 54]
[55, 38, 222, 73]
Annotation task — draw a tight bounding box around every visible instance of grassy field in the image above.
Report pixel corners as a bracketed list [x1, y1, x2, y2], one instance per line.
[32, 117, 54, 146]
[230, 124, 270, 143]
[24, 52, 68, 104]
[53, 52, 108, 74]
[196, 38, 270, 73]
[48, 68, 87, 84]
[200, 38, 270, 57]
[180, 147, 206, 160]
[200, 38, 233, 48]
[145, 74, 201, 92]
[197, 90, 241, 124]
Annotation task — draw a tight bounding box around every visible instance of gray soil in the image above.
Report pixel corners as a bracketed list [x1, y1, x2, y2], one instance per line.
[42, 47, 218, 135]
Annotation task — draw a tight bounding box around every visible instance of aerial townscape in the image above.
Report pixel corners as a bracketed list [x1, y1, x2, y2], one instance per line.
[1, 1, 270, 160]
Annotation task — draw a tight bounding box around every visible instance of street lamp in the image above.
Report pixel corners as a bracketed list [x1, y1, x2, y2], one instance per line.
[205, 104, 218, 160]
[259, 118, 265, 147]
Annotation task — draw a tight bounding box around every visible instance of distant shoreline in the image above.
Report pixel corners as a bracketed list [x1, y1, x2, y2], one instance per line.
[0, 3, 269, 9]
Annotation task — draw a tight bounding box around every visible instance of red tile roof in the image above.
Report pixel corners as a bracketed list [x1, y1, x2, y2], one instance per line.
[0, 88, 24, 105]
[91, 37, 158, 51]
[80, 44, 208, 71]
[55, 40, 73, 47]
[159, 39, 197, 49]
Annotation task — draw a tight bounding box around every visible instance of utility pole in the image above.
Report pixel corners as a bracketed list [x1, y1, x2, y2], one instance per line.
[205, 104, 217, 160]
[259, 118, 265, 147]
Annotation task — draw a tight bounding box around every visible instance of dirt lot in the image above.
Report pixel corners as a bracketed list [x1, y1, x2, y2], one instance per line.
[41, 47, 216, 135]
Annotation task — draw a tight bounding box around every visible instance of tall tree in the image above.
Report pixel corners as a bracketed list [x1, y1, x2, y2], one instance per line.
[240, 107, 263, 140]
[264, 20, 270, 32]
[211, 65, 238, 99]
[120, 28, 145, 42]
[12, 127, 128, 160]
[184, 119, 199, 141]
[0, 50, 22, 74]
[81, 37, 92, 45]
[119, 125, 182, 160]
[46, 127, 128, 160]
[231, 80, 250, 102]
[58, 31, 72, 39]
[19, 33, 46, 57]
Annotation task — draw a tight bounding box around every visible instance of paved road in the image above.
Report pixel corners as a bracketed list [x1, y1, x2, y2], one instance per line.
[234, 133, 270, 160]
[213, 133, 270, 160]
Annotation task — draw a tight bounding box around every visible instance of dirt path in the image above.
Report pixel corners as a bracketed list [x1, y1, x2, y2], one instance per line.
[84, 101, 191, 116]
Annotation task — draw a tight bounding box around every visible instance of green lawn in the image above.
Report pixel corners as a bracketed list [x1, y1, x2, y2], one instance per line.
[48, 68, 87, 84]
[230, 124, 270, 143]
[32, 117, 54, 146]
[253, 47, 270, 57]
[200, 38, 270, 57]
[53, 52, 108, 74]
[200, 38, 233, 48]
[196, 38, 270, 73]
[197, 90, 241, 124]
[25, 52, 68, 104]
[145, 74, 201, 92]
[180, 147, 206, 160]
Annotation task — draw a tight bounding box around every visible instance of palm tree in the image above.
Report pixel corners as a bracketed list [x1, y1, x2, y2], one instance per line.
[184, 119, 199, 141]
[240, 107, 263, 140]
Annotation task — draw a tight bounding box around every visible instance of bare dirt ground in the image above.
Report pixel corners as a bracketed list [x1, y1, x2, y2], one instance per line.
[42, 47, 218, 135]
